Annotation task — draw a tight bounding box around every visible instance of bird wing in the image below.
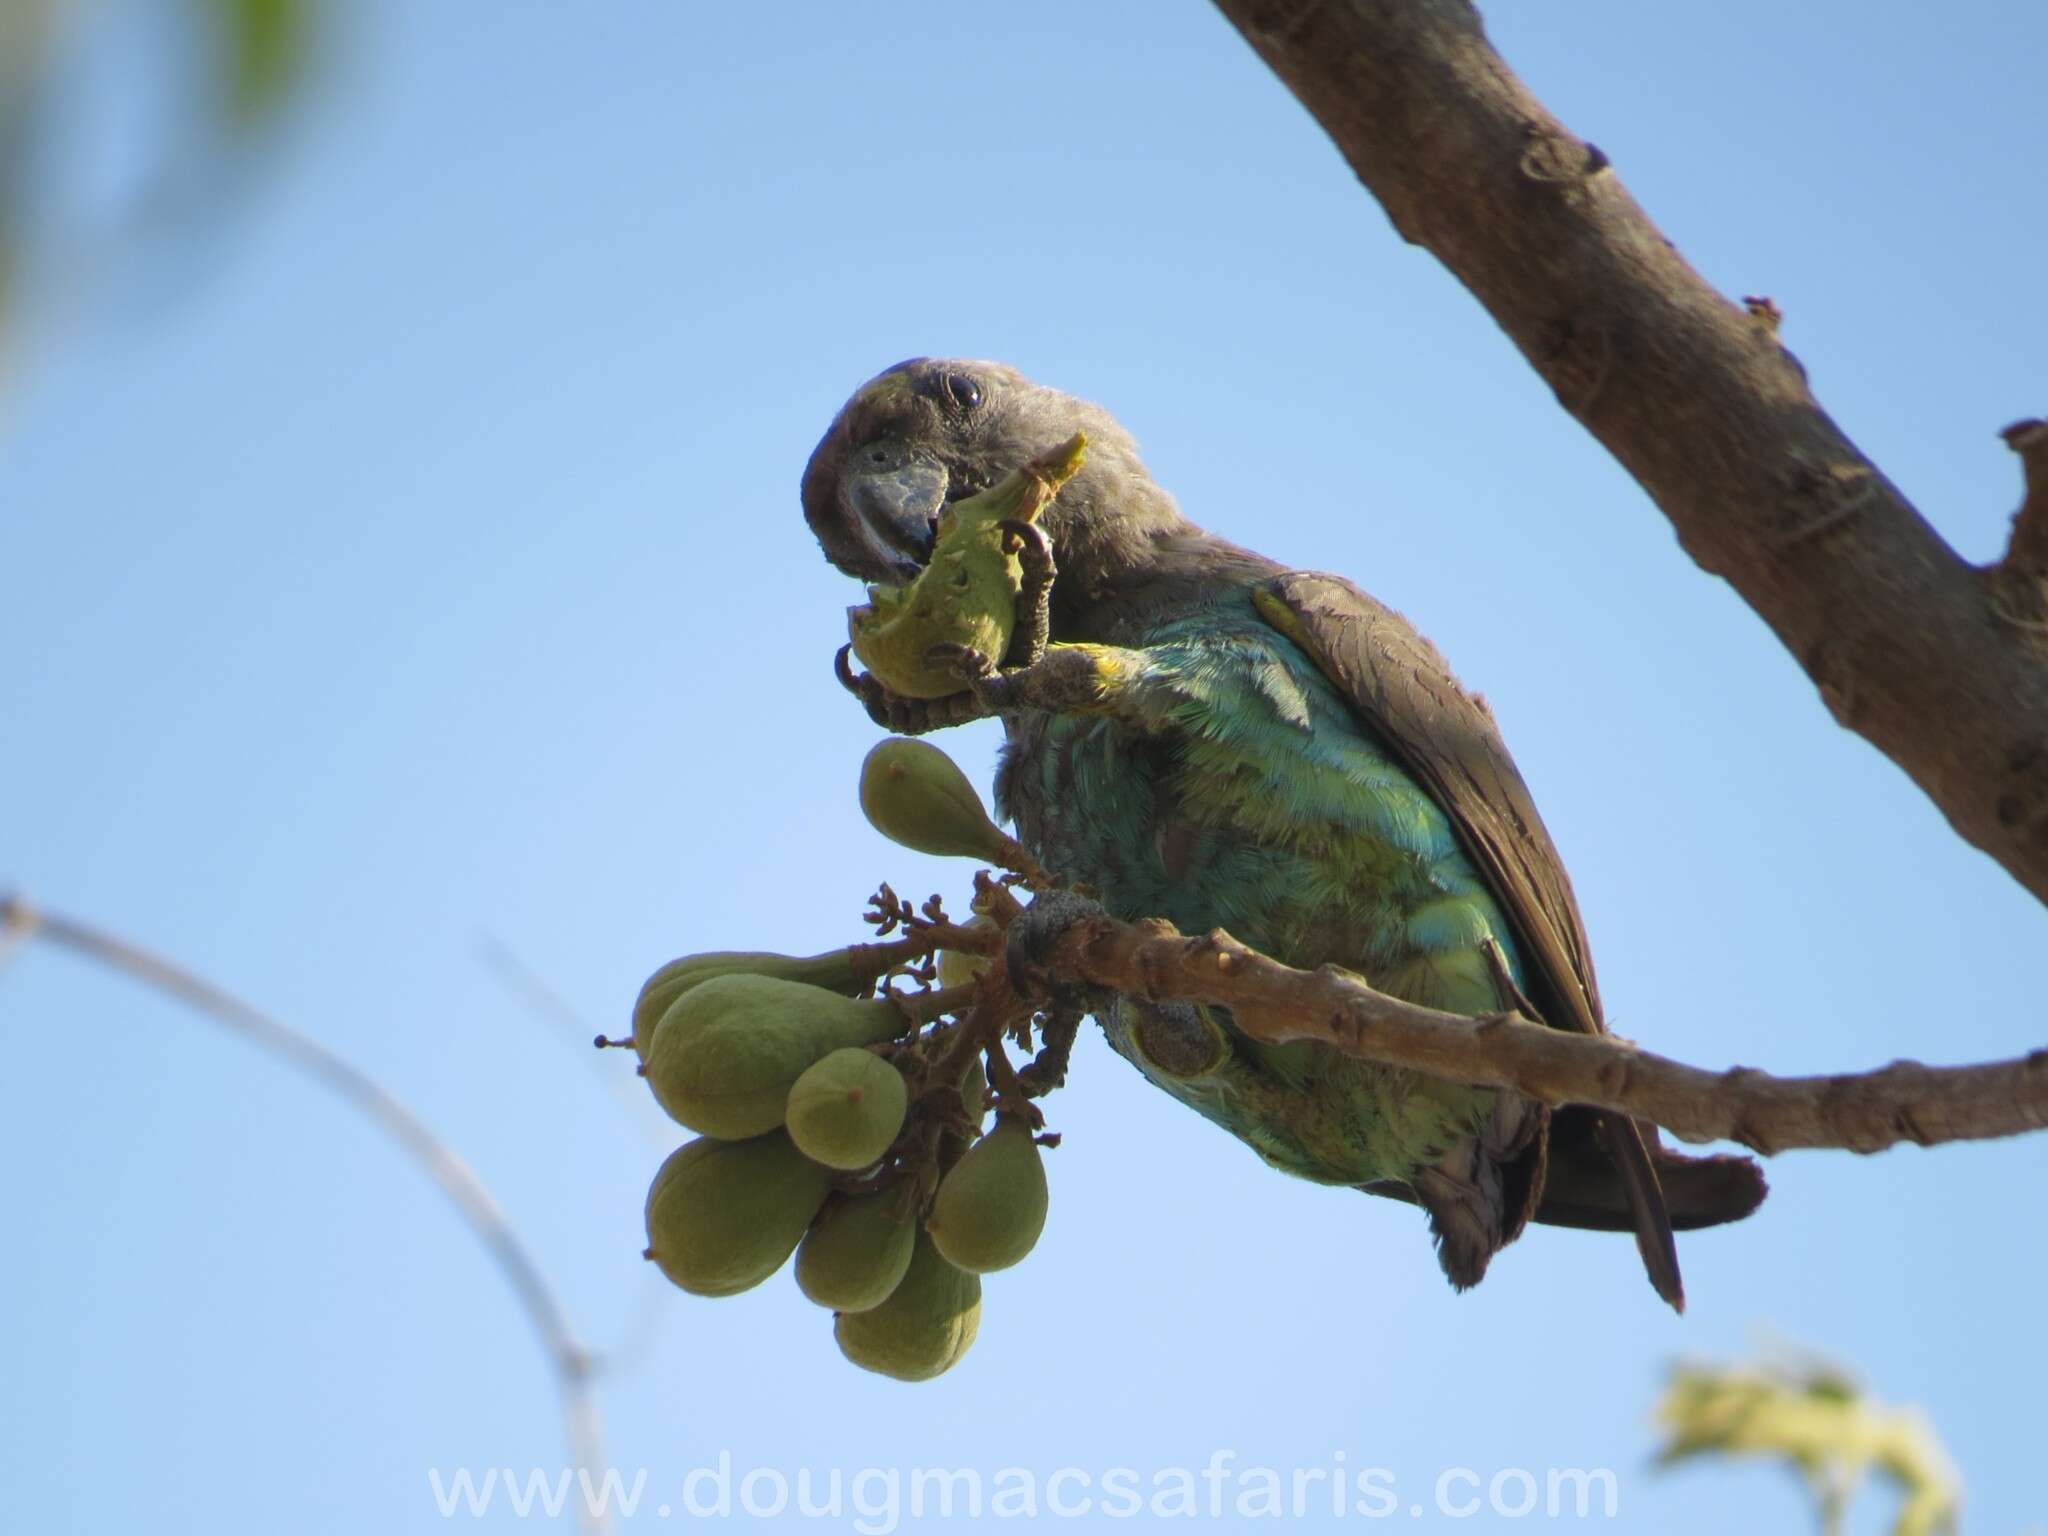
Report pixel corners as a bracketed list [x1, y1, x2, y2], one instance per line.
[1252, 570, 1765, 1305]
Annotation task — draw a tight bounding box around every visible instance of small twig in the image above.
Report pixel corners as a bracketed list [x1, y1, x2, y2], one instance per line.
[478, 934, 666, 1134]
[888, 982, 979, 1027]
[0, 894, 611, 1534]
[1018, 897, 2048, 1156]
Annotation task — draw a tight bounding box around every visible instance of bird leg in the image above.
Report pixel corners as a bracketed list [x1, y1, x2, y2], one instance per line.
[925, 639, 1179, 737]
[834, 645, 996, 735]
[999, 518, 1057, 670]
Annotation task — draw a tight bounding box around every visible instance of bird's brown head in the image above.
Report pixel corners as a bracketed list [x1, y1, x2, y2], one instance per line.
[801, 358, 1186, 589]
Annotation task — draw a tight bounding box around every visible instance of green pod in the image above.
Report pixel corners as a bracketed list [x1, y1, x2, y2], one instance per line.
[927, 1114, 1048, 1274]
[785, 1047, 909, 1171]
[845, 434, 1087, 700]
[631, 948, 870, 1060]
[935, 916, 996, 990]
[858, 738, 1010, 863]
[643, 1132, 832, 1297]
[645, 974, 904, 1139]
[795, 1190, 918, 1313]
[833, 1231, 981, 1381]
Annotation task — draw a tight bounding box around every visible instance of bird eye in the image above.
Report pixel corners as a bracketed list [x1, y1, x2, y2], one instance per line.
[941, 373, 982, 412]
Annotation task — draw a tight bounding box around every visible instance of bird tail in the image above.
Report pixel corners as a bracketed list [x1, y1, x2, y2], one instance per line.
[1590, 1109, 1685, 1311]
[1405, 1103, 1769, 1309]
[1535, 1107, 1769, 1228]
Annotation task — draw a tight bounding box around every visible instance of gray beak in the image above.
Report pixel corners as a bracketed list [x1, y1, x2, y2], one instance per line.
[841, 439, 949, 582]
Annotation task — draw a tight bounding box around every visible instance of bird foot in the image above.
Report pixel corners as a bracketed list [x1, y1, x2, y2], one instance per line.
[998, 518, 1057, 670]
[927, 640, 1116, 717]
[833, 645, 994, 734]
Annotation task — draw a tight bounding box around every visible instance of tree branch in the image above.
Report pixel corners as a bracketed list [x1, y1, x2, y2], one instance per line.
[1208, 0, 2048, 904]
[1011, 898, 2048, 1156]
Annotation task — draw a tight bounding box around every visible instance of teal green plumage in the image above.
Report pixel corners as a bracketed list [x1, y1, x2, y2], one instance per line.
[1008, 599, 1527, 1189]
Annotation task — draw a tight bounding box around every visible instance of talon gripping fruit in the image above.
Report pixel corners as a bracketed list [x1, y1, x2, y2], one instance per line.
[846, 432, 1086, 699]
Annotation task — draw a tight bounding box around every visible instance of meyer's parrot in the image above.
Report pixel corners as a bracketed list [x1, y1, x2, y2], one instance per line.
[803, 358, 1765, 1308]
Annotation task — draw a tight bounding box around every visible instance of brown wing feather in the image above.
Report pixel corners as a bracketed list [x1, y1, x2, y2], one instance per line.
[1253, 572, 1764, 1302]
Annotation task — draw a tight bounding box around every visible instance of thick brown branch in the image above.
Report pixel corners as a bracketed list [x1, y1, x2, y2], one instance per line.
[1028, 904, 2048, 1156]
[1209, 0, 2048, 903]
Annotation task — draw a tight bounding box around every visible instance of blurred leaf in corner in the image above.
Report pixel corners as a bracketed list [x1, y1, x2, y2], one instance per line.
[207, 0, 311, 130]
[0, 0, 61, 348]
[1655, 1351, 1961, 1536]
[0, 0, 317, 381]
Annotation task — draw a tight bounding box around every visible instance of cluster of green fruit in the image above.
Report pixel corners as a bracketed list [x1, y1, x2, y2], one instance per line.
[618, 739, 1053, 1382]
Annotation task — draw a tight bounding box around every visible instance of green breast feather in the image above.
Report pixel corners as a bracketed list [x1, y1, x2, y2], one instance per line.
[1012, 608, 1529, 1187]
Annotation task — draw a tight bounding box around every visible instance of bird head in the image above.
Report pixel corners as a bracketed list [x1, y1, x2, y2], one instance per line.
[802, 358, 1186, 589]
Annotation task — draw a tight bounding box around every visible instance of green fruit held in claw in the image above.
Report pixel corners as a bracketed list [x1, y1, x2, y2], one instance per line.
[833, 1231, 982, 1381]
[645, 974, 904, 1139]
[927, 1114, 1048, 1273]
[859, 738, 1011, 864]
[631, 948, 870, 1060]
[847, 432, 1087, 699]
[643, 1132, 832, 1297]
[785, 1047, 909, 1170]
[795, 1190, 918, 1313]
[935, 915, 996, 990]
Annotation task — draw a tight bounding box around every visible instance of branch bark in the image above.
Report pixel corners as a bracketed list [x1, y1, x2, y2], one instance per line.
[1013, 897, 2048, 1156]
[1208, 0, 2048, 904]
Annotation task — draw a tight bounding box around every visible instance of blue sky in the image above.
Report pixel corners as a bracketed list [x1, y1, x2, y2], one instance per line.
[2, 1, 2043, 1531]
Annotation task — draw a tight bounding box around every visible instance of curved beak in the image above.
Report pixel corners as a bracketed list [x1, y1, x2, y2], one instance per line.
[840, 440, 949, 582]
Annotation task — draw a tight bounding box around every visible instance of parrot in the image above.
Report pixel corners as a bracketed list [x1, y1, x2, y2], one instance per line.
[801, 358, 1766, 1308]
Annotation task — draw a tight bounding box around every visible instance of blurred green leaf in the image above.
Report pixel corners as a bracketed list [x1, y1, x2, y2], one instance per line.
[0, 0, 61, 348]
[205, 0, 309, 128]
[1655, 1355, 1960, 1536]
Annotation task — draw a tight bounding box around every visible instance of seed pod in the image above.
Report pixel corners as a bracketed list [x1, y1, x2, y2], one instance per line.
[643, 1133, 831, 1297]
[645, 974, 904, 1139]
[858, 738, 1010, 863]
[785, 1047, 909, 1170]
[630, 948, 870, 1061]
[795, 1190, 918, 1313]
[927, 1114, 1048, 1273]
[833, 1231, 981, 1381]
[934, 915, 996, 991]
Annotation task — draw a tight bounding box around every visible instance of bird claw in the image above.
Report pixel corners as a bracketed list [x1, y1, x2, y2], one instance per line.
[834, 644, 993, 735]
[999, 519, 1057, 670]
[924, 642, 999, 686]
